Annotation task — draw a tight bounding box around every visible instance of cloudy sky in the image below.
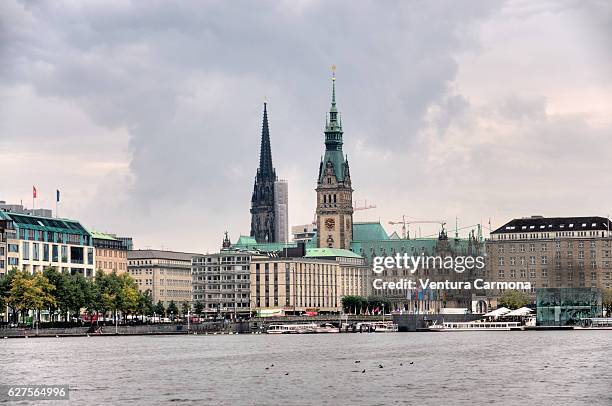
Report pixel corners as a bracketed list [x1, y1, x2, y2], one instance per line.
[1, 0, 611, 253]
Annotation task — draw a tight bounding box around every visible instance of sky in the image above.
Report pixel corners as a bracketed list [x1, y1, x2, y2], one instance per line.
[1, 0, 611, 253]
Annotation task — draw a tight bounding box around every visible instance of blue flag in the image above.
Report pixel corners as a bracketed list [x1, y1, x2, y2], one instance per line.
[56, 189, 60, 202]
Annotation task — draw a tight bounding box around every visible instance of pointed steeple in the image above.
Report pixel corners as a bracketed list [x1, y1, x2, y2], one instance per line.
[326, 65, 341, 132]
[258, 102, 276, 180]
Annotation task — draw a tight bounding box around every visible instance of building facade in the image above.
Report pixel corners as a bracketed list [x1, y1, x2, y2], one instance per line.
[0, 211, 95, 277]
[291, 223, 317, 244]
[316, 70, 354, 249]
[250, 248, 368, 314]
[486, 216, 612, 302]
[90, 230, 128, 274]
[274, 180, 289, 244]
[250, 102, 278, 243]
[127, 250, 196, 308]
[192, 250, 255, 319]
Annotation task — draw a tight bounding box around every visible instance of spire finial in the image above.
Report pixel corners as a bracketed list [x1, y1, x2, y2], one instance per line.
[331, 65, 336, 106]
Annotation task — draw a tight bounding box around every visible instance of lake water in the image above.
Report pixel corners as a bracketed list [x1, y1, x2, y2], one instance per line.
[1, 331, 611, 405]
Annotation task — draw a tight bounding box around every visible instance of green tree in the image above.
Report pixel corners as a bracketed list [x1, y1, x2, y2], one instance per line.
[193, 301, 204, 316]
[167, 300, 179, 320]
[367, 296, 392, 314]
[0, 268, 18, 321]
[181, 301, 190, 316]
[341, 295, 366, 314]
[7, 271, 56, 324]
[139, 290, 154, 317]
[602, 289, 612, 316]
[117, 273, 139, 320]
[154, 300, 166, 317]
[42, 267, 63, 322]
[498, 289, 531, 309]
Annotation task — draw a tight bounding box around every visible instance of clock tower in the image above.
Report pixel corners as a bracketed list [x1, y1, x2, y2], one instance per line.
[316, 67, 354, 249]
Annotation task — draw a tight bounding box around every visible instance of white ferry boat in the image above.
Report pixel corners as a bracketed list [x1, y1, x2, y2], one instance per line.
[428, 320, 522, 331]
[265, 323, 323, 334]
[355, 321, 399, 333]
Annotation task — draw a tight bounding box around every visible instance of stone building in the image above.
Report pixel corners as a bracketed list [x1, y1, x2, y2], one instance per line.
[486, 216, 612, 303]
[127, 249, 197, 308]
[250, 248, 368, 314]
[90, 230, 128, 274]
[316, 69, 354, 250]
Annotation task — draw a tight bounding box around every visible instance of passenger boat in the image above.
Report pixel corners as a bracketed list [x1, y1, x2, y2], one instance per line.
[315, 323, 340, 333]
[266, 323, 326, 334]
[355, 321, 399, 333]
[428, 320, 522, 331]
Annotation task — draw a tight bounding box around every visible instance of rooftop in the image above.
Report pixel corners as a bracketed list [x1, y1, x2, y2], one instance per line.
[305, 247, 363, 259]
[492, 216, 612, 234]
[0, 211, 90, 236]
[127, 249, 198, 261]
[353, 222, 389, 241]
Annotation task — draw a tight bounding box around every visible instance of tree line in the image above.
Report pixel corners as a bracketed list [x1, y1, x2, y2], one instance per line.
[0, 267, 190, 325]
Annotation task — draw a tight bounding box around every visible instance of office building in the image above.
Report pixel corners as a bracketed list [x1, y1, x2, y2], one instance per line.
[127, 249, 196, 307]
[90, 230, 129, 274]
[291, 223, 317, 244]
[274, 180, 289, 244]
[486, 216, 612, 303]
[192, 249, 260, 319]
[250, 248, 368, 314]
[0, 211, 95, 277]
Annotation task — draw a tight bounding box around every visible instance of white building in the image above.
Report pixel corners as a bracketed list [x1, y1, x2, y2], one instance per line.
[0, 211, 95, 277]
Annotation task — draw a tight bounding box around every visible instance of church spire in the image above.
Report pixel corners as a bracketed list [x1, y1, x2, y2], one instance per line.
[258, 102, 275, 180]
[326, 65, 341, 132]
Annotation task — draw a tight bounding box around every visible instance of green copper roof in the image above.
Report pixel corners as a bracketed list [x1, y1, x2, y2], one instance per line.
[319, 70, 348, 183]
[305, 247, 363, 259]
[236, 235, 257, 245]
[89, 230, 118, 241]
[353, 222, 389, 241]
[0, 211, 90, 236]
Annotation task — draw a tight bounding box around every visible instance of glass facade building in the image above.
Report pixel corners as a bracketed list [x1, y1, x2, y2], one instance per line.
[536, 288, 602, 326]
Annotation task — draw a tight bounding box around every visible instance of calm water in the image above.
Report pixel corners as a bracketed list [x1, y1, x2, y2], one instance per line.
[1, 332, 611, 405]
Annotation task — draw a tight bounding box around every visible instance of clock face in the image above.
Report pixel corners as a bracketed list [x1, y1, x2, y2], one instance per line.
[325, 218, 335, 230]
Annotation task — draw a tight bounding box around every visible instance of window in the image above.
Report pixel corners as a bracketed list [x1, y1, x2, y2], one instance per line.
[542, 269, 548, 277]
[8, 244, 18, 253]
[52, 245, 59, 262]
[22, 242, 30, 260]
[43, 244, 49, 261]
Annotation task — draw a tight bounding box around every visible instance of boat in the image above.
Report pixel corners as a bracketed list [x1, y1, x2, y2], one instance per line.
[372, 321, 399, 332]
[315, 323, 340, 333]
[428, 320, 522, 331]
[265, 323, 319, 334]
[355, 321, 399, 333]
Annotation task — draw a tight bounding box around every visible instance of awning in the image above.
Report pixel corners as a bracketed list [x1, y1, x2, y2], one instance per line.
[505, 307, 533, 317]
[483, 307, 511, 317]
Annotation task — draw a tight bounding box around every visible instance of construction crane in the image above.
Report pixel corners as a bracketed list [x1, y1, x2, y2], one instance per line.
[353, 199, 376, 212]
[388, 215, 446, 239]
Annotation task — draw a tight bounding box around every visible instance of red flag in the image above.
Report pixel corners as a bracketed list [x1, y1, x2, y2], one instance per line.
[33, 186, 37, 199]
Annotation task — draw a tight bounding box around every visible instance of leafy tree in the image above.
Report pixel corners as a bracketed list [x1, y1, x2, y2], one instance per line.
[139, 290, 154, 317]
[154, 300, 166, 317]
[167, 301, 179, 320]
[181, 301, 190, 316]
[42, 267, 63, 321]
[117, 273, 139, 320]
[498, 289, 531, 309]
[0, 268, 18, 320]
[341, 295, 366, 314]
[7, 271, 56, 323]
[367, 296, 392, 313]
[602, 289, 612, 316]
[193, 301, 204, 316]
